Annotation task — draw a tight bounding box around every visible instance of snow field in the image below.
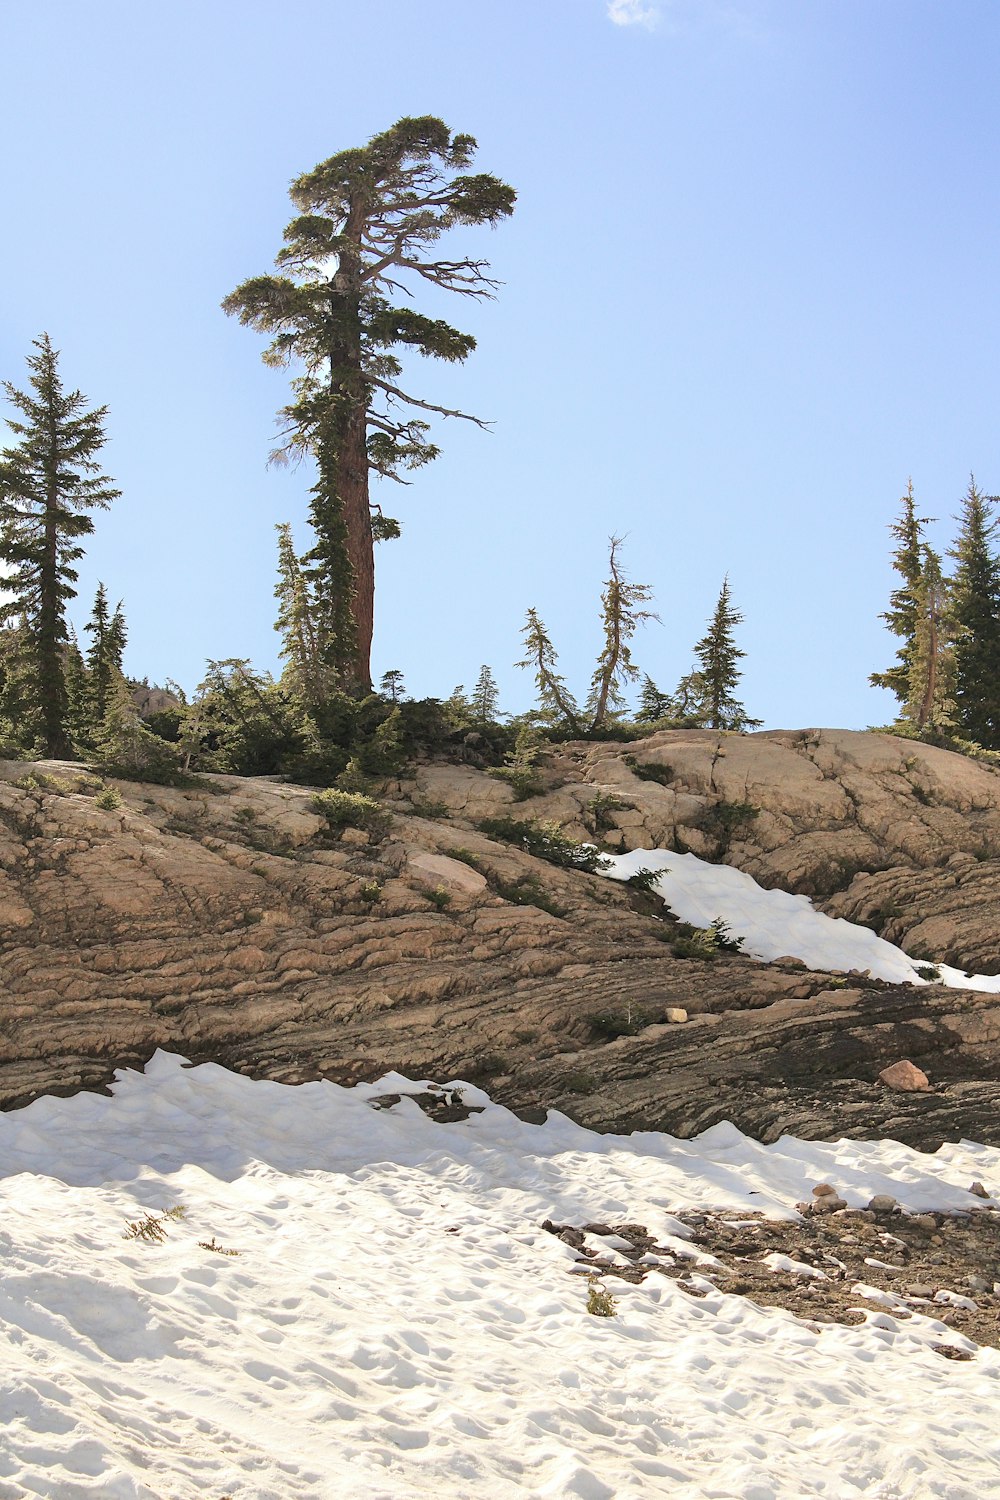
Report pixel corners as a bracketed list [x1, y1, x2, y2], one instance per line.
[602, 849, 1000, 991]
[1, 1054, 999, 1499]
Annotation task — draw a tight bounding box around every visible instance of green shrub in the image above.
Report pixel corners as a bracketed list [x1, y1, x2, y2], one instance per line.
[359, 880, 383, 904]
[625, 866, 661, 894]
[587, 792, 633, 831]
[915, 964, 941, 981]
[426, 886, 452, 910]
[670, 917, 744, 960]
[586, 1279, 618, 1317]
[493, 875, 566, 918]
[477, 816, 609, 873]
[312, 788, 390, 835]
[94, 784, 123, 811]
[122, 1205, 186, 1243]
[488, 764, 543, 800]
[624, 756, 674, 786]
[588, 1004, 657, 1038]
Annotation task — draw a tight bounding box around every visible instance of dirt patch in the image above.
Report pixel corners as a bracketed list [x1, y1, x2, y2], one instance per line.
[543, 1203, 1000, 1358]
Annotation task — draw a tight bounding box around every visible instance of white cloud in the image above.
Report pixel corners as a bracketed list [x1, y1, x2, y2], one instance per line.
[607, 0, 660, 28]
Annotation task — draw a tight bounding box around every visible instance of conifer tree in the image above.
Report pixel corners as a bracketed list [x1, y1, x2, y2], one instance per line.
[64, 629, 91, 749]
[379, 669, 406, 702]
[84, 582, 127, 726]
[692, 577, 760, 732]
[870, 480, 933, 703]
[224, 117, 515, 691]
[471, 664, 500, 723]
[948, 476, 1000, 748]
[586, 537, 657, 730]
[274, 522, 328, 708]
[96, 674, 181, 784]
[516, 608, 580, 732]
[0, 336, 120, 756]
[905, 545, 957, 734]
[635, 673, 672, 723]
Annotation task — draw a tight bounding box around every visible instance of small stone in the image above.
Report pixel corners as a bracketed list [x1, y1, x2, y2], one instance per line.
[931, 1234, 944, 1246]
[878, 1059, 930, 1091]
[907, 1284, 936, 1299]
[868, 1195, 897, 1215]
[969, 1181, 991, 1199]
[665, 1007, 688, 1024]
[812, 1195, 848, 1214]
[910, 1214, 938, 1233]
[965, 1274, 991, 1293]
[812, 1183, 838, 1198]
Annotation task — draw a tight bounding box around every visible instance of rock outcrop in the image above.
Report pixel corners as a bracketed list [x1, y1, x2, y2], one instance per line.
[1, 728, 999, 1149]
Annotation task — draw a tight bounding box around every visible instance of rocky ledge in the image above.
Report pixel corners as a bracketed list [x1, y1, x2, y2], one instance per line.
[1, 728, 998, 1148]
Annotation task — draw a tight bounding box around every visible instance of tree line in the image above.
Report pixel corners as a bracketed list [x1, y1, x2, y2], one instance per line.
[870, 477, 1000, 752]
[5, 112, 988, 789]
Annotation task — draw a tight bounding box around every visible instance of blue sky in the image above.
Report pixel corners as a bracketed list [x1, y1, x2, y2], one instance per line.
[2, 0, 998, 728]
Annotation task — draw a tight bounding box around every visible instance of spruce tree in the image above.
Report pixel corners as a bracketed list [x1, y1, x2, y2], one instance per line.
[586, 537, 658, 730]
[0, 335, 120, 756]
[870, 480, 934, 704]
[905, 544, 957, 734]
[692, 577, 760, 731]
[471, 665, 500, 723]
[948, 476, 1000, 748]
[84, 582, 127, 727]
[379, 669, 406, 702]
[635, 674, 672, 723]
[516, 609, 580, 732]
[224, 117, 515, 691]
[274, 522, 329, 708]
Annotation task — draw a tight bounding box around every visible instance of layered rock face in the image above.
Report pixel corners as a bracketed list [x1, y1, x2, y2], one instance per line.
[1, 729, 998, 1148]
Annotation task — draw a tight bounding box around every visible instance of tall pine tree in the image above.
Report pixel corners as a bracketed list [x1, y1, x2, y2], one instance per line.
[586, 536, 657, 730]
[223, 117, 515, 691]
[84, 582, 127, 727]
[948, 476, 1000, 748]
[516, 609, 580, 732]
[870, 480, 934, 704]
[905, 544, 957, 734]
[692, 578, 760, 732]
[0, 335, 120, 756]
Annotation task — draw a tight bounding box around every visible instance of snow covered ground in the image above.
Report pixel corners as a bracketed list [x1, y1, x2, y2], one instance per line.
[603, 849, 1000, 992]
[2, 1052, 999, 1499]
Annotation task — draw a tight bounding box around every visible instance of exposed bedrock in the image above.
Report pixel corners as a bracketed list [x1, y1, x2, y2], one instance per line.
[0, 728, 998, 1149]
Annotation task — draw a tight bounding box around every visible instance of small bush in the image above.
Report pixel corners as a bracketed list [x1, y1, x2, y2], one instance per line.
[493, 875, 566, 918]
[708, 916, 744, 953]
[477, 816, 609, 873]
[122, 1205, 186, 1243]
[407, 798, 450, 820]
[915, 964, 942, 981]
[586, 1279, 619, 1317]
[626, 866, 662, 894]
[562, 1069, 597, 1095]
[94, 784, 122, 811]
[426, 886, 452, 910]
[359, 880, 383, 904]
[488, 765, 543, 800]
[624, 756, 674, 786]
[312, 788, 390, 835]
[670, 917, 744, 961]
[587, 793, 632, 831]
[589, 1005, 657, 1038]
[199, 1236, 240, 1256]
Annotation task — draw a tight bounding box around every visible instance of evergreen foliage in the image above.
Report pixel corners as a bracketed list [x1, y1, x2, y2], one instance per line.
[84, 583, 127, 728]
[223, 116, 515, 691]
[586, 537, 658, 730]
[904, 544, 958, 734]
[0, 335, 120, 756]
[635, 674, 673, 723]
[96, 676, 182, 783]
[516, 608, 581, 731]
[692, 578, 760, 731]
[273, 522, 330, 708]
[870, 480, 933, 704]
[948, 477, 1000, 749]
[380, 668, 406, 702]
[471, 664, 500, 723]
